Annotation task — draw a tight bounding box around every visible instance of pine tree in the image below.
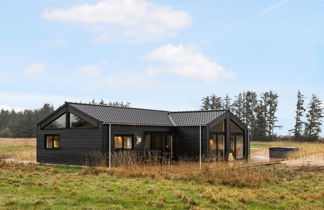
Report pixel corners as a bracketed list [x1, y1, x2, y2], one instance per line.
[223, 94, 232, 110]
[292, 90, 306, 140]
[209, 94, 223, 110]
[254, 99, 267, 140]
[304, 94, 323, 140]
[265, 91, 279, 138]
[243, 91, 258, 138]
[232, 93, 244, 120]
[201, 96, 210, 111]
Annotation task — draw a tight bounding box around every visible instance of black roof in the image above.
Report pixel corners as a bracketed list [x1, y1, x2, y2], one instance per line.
[169, 111, 226, 126]
[68, 102, 227, 126]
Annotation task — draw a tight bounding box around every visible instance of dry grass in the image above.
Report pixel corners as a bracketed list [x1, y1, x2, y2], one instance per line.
[80, 151, 280, 188]
[80, 164, 279, 188]
[0, 138, 36, 161]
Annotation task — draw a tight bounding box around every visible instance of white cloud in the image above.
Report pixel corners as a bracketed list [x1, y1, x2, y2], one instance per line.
[80, 65, 101, 77]
[42, 0, 191, 42]
[23, 63, 45, 75]
[145, 44, 235, 83]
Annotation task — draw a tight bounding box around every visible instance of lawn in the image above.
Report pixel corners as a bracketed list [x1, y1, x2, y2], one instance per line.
[0, 138, 323, 209]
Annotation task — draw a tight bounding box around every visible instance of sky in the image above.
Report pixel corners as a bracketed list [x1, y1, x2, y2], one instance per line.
[0, 0, 323, 135]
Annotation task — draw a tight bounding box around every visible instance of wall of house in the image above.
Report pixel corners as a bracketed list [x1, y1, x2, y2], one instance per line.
[107, 124, 173, 152]
[173, 126, 208, 160]
[36, 124, 103, 165]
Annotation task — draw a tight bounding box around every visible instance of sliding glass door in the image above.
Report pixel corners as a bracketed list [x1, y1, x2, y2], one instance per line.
[230, 134, 244, 159]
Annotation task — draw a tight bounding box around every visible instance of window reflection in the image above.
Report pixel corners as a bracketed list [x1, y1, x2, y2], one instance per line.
[210, 121, 224, 132]
[236, 135, 244, 159]
[70, 113, 96, 128]
[230, 121, 243, 133]
[45, 114, 66, 129]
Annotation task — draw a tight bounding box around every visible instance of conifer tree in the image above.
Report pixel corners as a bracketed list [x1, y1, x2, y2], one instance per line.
[223, 94, 232, 110]
[243, 91, 258, 138]
[304, 94, 323, 140]
[209, 94, 223, 110]
[292, 90, 306, 140]
[254, 99, 267, 139]
[265, 91, 279, 137]
[232, 93, 244, 120]
[201, 96, 210, 110]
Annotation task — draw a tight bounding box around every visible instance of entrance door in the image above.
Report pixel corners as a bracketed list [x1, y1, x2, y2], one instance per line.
[150, 133, 173, 153]
[230, 135, 244, 159]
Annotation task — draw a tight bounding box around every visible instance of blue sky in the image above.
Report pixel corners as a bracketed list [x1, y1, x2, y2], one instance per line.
[0, 0, 323, 135]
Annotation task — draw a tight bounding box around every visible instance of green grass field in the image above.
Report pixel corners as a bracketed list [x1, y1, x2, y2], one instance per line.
[0, 138, 323, 209]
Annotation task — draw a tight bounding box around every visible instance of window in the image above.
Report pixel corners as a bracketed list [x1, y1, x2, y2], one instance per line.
[70, 113, 96, 128]
[236, 135, 244, 159]
[230, 121, 243, 133]
[134, 135, 142, 145]
[210, 121, 225, 132]
[217, 135, 225, 160]
[114, 136, 133, 149]
[209, 134, 216, 152]
[124, 136, 132, 149]
[44, 114, 66, 129]
[45, 135, 60, 149]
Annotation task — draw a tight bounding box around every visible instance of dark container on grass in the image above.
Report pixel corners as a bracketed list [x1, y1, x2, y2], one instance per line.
[269, 147, 299, 159]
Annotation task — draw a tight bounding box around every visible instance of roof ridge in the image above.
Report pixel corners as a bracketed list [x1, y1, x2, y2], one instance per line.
[66, 101, 169, 113]
[169, 109, 228, 114]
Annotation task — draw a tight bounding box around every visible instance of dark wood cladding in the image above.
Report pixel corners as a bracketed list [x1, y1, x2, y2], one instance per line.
[108, 124, 172, 152]
[173, 126, 207, 159]
[37, 124, 103, 165]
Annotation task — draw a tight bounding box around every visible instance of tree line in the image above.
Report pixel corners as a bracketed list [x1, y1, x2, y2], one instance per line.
[0, 104, 55, 138]
[0, 99, 130, 138]
[0, 94, 322, 140]
[201, 90, 323, 141]
[290, 91, 323, 141]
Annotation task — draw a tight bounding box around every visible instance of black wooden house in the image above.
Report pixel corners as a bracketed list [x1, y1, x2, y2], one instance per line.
[37, 102, 249, 165]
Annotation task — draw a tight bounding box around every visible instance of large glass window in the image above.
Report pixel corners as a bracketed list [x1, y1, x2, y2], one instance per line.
[209, 134, 216, 153]
[45, 135, 60, 149]
[236, 135, 244, 159]
[217, 135, 225, 160]
[230, 135, 235, 154]
[114, 136, 133, 149]
[70, 113, 96, 128]
[210, 121, 225, 132]
[231, 121, 243, 133]
[44, 114, 66, 129]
